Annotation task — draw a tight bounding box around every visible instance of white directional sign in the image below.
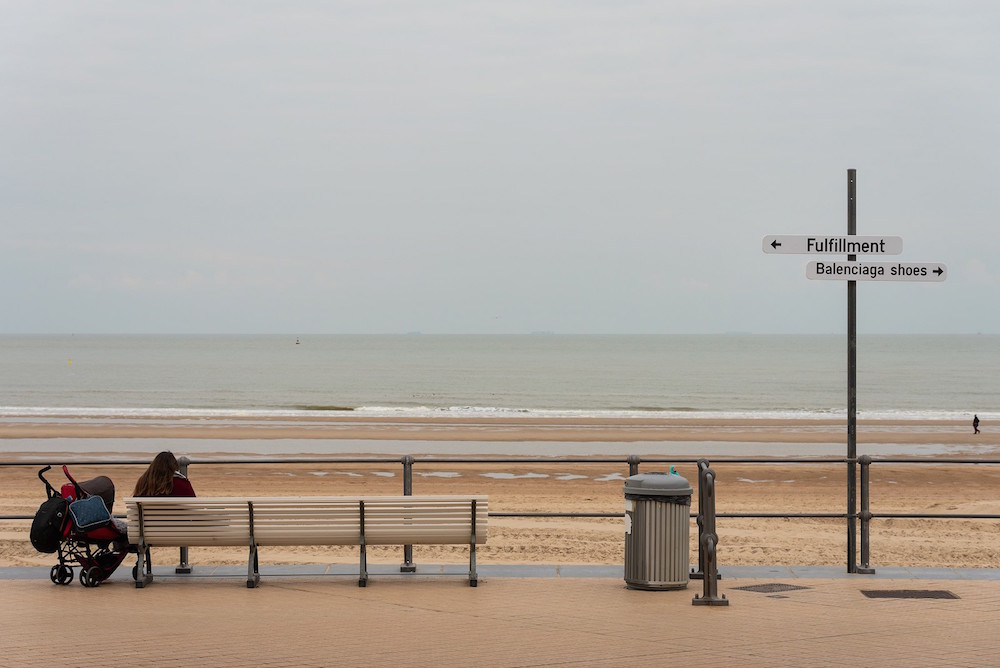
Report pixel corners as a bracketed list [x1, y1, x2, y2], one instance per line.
[806, 261, 947, 282]
[763, 235, 903, 255]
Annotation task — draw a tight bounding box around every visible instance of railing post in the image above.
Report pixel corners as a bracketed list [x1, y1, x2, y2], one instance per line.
[857, 455, 875, 574]
[400, 455, 416, 572]
[175, 456, 192, 574]
[468, 499, 478, 587]
[627, 455, 640, 477]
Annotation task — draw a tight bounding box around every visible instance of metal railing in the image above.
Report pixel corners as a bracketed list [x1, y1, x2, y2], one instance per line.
[3, 454, 999, 574]
[856, 455, 1000, 574]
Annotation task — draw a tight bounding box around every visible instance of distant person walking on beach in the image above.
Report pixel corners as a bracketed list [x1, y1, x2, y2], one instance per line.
[973, 414, 980, 434]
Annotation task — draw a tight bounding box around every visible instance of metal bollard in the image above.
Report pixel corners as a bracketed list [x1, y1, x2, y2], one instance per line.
[691, 459, 707, 581]
[690, 458, 720, 582]
[693, 460, 728, 606]
[176, 456, 192, 574]
[400, 455, 416, 572]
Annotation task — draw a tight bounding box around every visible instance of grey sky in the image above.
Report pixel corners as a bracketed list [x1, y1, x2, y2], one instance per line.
[2, 2, 997, 334]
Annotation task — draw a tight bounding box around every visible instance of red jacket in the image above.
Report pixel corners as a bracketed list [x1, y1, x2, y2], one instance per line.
[170, 474, 196, 497]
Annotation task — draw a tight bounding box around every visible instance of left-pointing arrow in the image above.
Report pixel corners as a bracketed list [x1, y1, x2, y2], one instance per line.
[771, 240, 781, 249]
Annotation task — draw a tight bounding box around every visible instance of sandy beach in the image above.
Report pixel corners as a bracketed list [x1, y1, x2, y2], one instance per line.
[2, 416, 998, 571]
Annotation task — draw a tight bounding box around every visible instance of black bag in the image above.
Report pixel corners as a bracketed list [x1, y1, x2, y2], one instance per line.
[30, 495, 69, 553]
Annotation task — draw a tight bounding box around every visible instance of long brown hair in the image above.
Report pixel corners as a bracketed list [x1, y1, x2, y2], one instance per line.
[132, 451, 180, 496]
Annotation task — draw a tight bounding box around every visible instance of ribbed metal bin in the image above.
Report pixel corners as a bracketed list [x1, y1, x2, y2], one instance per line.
[624, 471, 692, 590]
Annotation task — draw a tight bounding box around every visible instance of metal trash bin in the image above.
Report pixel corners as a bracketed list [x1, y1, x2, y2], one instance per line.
[624, 469, 692, 590]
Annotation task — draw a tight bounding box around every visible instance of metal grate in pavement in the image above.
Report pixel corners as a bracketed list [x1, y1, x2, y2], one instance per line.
[861, 590, 959, 599]
[732, 583, 811, 594]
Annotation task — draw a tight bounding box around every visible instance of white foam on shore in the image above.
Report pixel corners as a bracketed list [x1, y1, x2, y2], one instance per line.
[2, 405, 996, 421]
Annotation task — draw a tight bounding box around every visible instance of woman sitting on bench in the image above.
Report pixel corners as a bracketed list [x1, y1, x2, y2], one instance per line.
[133, 451, 196, 497]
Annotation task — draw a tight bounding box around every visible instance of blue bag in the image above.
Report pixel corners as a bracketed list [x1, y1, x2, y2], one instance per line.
[69, 496, 112, 531]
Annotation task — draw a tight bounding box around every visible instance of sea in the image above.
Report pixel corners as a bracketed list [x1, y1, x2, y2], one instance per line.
[1, 334, 996, 421]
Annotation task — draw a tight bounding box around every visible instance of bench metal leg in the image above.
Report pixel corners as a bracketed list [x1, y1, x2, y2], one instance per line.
[359, 541, 368, 587]
[469, 541, 478, 587]
[134, 503, 153, 588]
[247, 540, 260, 588]
[135, 545, 153, 588]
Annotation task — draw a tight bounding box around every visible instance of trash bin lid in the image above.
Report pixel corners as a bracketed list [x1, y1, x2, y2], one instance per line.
[623, 471, 692, 497]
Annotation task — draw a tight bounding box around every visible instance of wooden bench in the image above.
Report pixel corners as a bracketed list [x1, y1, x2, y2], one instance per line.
[125, 495, 487, 588]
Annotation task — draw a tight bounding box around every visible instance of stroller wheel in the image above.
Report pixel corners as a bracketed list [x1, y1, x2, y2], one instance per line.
[79, 566, 103, 587]
[51, 564, 73, 585]
[86, 566, 103, 587]
[79, 568, 97, 587]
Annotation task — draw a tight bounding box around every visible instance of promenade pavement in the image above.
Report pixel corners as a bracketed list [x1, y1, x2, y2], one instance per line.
[2, 563, 999, 667]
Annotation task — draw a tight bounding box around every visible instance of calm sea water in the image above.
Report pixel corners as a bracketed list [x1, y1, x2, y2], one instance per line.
[0, 334, 996, 421]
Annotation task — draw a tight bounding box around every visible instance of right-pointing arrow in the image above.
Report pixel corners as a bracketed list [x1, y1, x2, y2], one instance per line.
[933, 267, 944, 276]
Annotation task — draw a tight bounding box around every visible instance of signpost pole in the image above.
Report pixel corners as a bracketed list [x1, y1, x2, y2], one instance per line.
[762, 174, 944, 573]
[846, 169, 858, 574]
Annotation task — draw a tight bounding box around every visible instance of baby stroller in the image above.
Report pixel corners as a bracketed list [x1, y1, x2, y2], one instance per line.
[31, 465, 131, 587]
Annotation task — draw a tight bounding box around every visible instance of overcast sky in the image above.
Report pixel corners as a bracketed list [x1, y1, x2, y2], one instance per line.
[2, 2, 997, 335]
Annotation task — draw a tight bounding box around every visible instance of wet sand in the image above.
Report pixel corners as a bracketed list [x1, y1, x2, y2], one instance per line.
[1, 414, 994, 446]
